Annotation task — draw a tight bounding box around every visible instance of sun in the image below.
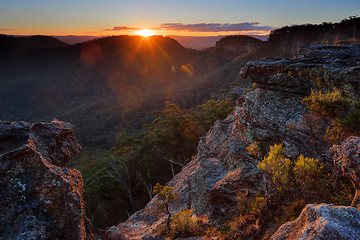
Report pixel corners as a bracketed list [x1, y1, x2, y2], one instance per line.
[134, 29, 156, 37]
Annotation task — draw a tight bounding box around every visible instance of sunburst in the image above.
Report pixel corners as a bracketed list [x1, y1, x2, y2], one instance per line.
[134, 29, 156, 37]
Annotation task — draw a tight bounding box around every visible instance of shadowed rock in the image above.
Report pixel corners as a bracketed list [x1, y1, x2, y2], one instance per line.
[270, 204, 360, 240]
[0, 120, 94, 240]
[240, 45, 360, 100]
[331, 136, 360, 210]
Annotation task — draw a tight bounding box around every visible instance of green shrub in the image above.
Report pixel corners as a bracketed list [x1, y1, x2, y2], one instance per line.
[171, 209, 204, 238]
[294, 155, 323, 191]
[246, 141, 267, 160]
[340, 101, 360, 135]
[302, 89, 351, 117]
[258, 143, 328, 193]
[257, 143, 292, 191]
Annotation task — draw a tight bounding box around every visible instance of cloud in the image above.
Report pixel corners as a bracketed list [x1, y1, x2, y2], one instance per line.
[103, 26, 139, 31]
[159, 22, 275, 32]
[0, 28, 15, 31]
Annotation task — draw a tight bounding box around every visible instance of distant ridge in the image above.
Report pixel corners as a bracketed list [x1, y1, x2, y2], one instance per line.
[0, 34, 67, 56]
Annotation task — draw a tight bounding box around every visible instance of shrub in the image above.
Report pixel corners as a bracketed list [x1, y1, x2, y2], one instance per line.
[258, 143, 327, 194]
[222, 194, 265, 240]
[247, 141, 267, 160]
[302, 89, 351, 117]
[325, 120, 349, 144]
[340, 101, 360, 135]
[294, 155, 323, 191]
[171, 209, 204, 238]
[257, 143, 292, 191]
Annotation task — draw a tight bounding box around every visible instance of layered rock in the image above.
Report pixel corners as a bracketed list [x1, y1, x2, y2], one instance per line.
[106, 45, 360, 239]
[240, 45, 360, 100]
[0, 120, 94, 240]
[270, 204, 360, 240]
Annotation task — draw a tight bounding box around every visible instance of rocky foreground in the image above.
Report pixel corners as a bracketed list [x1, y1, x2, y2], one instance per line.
[0, 120, 94, 239]
[2, 45, 360, 240]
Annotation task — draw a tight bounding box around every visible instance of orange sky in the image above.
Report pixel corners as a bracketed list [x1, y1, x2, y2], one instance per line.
[1, 0, 357, 37]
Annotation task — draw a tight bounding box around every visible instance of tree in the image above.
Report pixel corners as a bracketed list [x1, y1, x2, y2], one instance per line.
[153, 183, 178, 233]
[144, 102, 200, 174]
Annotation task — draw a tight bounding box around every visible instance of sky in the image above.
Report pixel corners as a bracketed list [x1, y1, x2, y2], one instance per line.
[1, 0, 359, 37]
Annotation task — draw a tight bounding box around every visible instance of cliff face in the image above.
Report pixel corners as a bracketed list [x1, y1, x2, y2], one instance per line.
[0, 120, 94, 240]
[105, 45, 360, 239]
[268, 17, 360, 54]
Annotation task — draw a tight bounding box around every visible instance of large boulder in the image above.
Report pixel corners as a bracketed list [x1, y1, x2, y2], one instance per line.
[0, 120, 94, 240]
[331, 136, 360, 209]
[270, 204, 360, 240]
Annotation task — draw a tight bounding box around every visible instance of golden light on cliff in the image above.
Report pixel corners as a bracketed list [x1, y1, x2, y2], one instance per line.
[135, 29, 156, 37]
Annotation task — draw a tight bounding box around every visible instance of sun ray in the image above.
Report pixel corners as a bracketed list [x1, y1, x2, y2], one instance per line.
[135, 29, 156, 37]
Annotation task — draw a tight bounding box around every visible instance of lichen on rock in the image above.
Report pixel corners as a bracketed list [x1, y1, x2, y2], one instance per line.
[0, 120, 94, 240]
[270, 204, 360, 240]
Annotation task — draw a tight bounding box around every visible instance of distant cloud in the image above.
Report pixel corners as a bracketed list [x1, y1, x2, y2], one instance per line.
[159, 22, 275, 32]
[0, 28, 15, 31]
[103, 26, 139, 31]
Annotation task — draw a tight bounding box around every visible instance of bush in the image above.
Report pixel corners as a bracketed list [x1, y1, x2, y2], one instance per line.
[302, 89, 351, 117]
[246, 141, 267, 160]
[340, 101, 360, 135]
[171, 209, 205, 238]
[325, 120, 349, 144]
[294, 155, 323, 191]
[302, 90, 360, 144]
[258, 143, 327, 193]
[257, 143, 292, 191]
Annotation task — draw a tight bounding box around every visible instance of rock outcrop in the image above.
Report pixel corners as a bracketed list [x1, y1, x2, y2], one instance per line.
[331, 136, 360, 209]
[0, 120, 94, 240]
[213, 35, 264, 60]
[240, 45, 360, 100]
[106, 45, 360, 239]
[270, 204, 360, 240]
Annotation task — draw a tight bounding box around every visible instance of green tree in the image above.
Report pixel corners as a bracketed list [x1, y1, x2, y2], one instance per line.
[153, 183, 178, 233]
[144, 102, 200, 174]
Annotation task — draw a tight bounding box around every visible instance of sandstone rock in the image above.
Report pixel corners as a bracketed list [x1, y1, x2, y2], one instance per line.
[105, 106, 263, 239]
[331, 136, 360, 209]
[270, 204, 360, 240]
[240, 45, 360, 100]
[0, 120, 94, 240]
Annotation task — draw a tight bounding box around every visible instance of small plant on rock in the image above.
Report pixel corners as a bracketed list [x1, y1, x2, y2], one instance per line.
[171, 209, 205, 238]
[257, 143, 292, 191]
[247, 141, 267, 160]
[153, 183, 178, 233]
